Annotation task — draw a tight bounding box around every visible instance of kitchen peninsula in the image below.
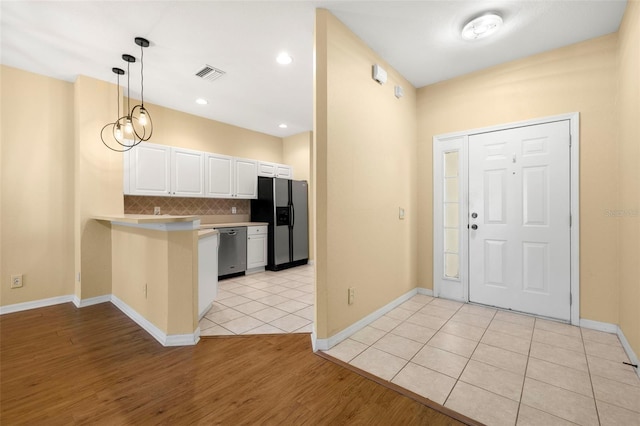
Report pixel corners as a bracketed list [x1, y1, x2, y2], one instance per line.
[94, 214, 203, 346]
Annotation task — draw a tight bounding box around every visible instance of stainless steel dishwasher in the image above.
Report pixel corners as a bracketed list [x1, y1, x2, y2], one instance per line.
[217, 227, 247, 279]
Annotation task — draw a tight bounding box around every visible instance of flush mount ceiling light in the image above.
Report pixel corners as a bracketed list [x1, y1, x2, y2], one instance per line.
[461, 13, 503, 41]
[276, 52, 293, 65]
[278, 123, 288, 129]
[101, 37, 153, 152]
[195, 98, 208, 105]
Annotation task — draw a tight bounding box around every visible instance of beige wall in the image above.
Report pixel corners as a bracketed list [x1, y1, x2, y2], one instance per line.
[111, 226, 197, 334]
[74, 75, 124, 300]
[1, 66, 75, 306]
[617, 0, 640, 358]
[132, 100, 283, 163]
[417, 34, 620, 324]
[283, 131, 314, 260]
[315, 10, 418, 338]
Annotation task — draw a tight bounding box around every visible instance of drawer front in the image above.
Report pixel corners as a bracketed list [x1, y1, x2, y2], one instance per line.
[247, 225, 268, 235]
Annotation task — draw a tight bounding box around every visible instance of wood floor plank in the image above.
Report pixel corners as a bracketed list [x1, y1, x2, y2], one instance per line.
[1, 302, 467, 425]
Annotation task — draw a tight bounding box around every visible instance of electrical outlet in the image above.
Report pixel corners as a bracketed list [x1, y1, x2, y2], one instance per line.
[154, 207, 161, 215]
[11, 274, 23, 289]
[231, 206, 237, 214]
[348, 287, 355, 305]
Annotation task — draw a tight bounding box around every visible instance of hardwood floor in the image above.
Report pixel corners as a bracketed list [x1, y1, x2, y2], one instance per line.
[1, 302, 467, 425]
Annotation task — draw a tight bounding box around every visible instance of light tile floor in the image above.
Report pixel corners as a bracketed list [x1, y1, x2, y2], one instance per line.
[322, 294, 640, 426]
[199, 264, 314, 336]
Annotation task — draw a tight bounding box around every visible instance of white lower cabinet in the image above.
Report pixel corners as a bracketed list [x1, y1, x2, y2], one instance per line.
[246, 226, 268, 272]
[198, 232, 219, 318]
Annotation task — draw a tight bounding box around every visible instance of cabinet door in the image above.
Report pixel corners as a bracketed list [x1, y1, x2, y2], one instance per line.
[247, 234, 267, 269]
[275, 165, 293, 179]
[171, 148, 205, 197]
[205, 153, 234, 198]
[127, 142, 171, 196]
[234, 158, 258, 199]
[257, 161, 276, 177]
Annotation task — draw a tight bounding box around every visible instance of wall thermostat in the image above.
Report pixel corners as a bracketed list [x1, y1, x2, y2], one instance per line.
[395, 85, 404, 98]
[372, 64, 387, 84]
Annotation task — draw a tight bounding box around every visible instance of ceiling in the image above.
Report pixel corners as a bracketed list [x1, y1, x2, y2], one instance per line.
[0, 1, 628, 138]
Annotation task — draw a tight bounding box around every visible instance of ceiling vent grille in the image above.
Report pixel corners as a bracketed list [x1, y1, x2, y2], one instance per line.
[195, 65, 226, 82]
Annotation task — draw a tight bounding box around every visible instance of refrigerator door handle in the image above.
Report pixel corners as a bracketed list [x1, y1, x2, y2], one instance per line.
[290, 204, 295, 227]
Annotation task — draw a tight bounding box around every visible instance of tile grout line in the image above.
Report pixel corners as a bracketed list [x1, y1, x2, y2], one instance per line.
[582, 327, 603, 426]
[513, 316, 537, 426]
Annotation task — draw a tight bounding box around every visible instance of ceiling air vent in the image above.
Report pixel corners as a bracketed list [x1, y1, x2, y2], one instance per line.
[195, 65, 226, 82]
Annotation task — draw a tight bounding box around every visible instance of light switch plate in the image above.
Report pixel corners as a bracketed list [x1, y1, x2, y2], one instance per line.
[399, 207, 405, 220]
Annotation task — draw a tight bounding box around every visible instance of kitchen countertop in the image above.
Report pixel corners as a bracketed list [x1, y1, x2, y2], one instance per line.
[199, 222, 268, 228]
[94, 214, 199, 224]
[198, 229, 219, 239]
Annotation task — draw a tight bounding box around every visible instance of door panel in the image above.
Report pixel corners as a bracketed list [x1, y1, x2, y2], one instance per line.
[273, 179, 290, 265]
[291, 181, 309, 262]
[469, 120, 570, 320]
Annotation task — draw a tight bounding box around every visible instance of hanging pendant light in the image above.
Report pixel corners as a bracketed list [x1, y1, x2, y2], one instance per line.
[101, 37, 153, 152]
[100, 66, 138, 152]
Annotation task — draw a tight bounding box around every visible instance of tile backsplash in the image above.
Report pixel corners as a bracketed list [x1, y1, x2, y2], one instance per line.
[124, 196, 250, 216]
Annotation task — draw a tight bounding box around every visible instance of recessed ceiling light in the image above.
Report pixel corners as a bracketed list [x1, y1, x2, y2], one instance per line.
[278, 123, 288, 129]
[276, 52, 293, 65]
[462, 13, 503, 41]
[195, 98, 208, 105]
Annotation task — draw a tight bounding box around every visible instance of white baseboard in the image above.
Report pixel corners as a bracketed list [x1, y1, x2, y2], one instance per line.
[314, 288, 419, 351]
[579, 318, 618, 333]
[110, 295, 199, 347]
[245, 267, 265, 275]
[2, 293, 200, 347]
[0, 295, 74, 315]
[417, 288, 434, 296]
[616, 325, 640, 379]
[73, 294, 112, 308]
[580, 318, 639, 379]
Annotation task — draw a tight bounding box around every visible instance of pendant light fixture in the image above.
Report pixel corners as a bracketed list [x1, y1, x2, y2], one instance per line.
[100, 37, 153, 152]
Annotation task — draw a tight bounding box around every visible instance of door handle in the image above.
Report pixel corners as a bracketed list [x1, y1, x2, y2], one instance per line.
[471, 212, 478, 218]
[228, 231, 237, 236]
[471, 224, 478, 230]
[290, 205, 295, 227]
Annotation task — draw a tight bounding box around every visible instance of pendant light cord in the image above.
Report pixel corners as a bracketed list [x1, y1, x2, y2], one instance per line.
[116, 74, 120, 119]
[127, 61, 131, 115]
[140, 44, 144, 107]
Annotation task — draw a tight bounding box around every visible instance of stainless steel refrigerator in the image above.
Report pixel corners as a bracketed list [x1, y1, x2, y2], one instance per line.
[251, 177, 309, 271]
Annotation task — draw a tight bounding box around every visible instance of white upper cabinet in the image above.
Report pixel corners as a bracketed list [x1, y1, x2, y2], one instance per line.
[234, 158, 258, 199]
[172, 147, 205, 197]
[205, 155, 256, 199]
[257, 161, 293, 179]
[124, 142, 171, 196]
[257, 161, 277, 177]
[125, 143, 287, 200]
[124, 143, 205, 197]
[205, 153, 234, 198]
[275, 164, 292, 179]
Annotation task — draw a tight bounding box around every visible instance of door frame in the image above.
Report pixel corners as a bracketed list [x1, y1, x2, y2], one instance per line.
[433, 112, 580, 325]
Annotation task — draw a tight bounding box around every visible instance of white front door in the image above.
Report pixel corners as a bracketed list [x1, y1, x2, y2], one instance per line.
[468, 120, 571, 320]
